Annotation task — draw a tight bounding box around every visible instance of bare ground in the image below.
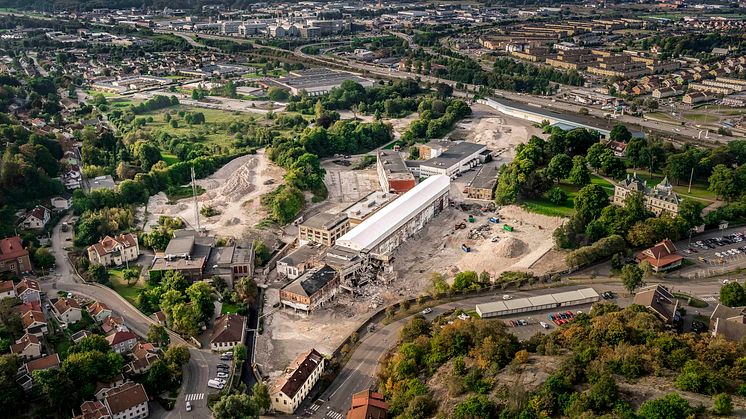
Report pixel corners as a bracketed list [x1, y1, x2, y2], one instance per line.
[143, 150, 285, 237]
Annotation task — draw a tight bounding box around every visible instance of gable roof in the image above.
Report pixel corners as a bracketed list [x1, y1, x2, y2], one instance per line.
[54, 297, 81, 315]
[26, 206, 50, 222]
[16, 278, 40, 294]
[106, 331, 137, 346]
[25, 353, 60, 372]
[88, 234, 138, 257]
[10, 333, 40, 354]
[0, 236, 28, 261]
[103, 382, 148, 415]
[347, 389, 389, 419]
[274, 348, 324, 399]
[633, 284, 679, 322]
[88, 302, 111, 316]
[211, 314, 245, 344]
[21, 310, 46, 328]
[0, 280, 15, 294]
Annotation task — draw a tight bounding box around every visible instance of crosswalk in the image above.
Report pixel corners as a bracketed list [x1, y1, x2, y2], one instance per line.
[325, 411, 343, 419]
[309, 403, 321, 412]
[185, 393, 204, 402]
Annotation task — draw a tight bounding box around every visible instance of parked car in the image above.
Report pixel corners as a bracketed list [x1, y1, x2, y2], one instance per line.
[216, 372, 229, 378]
[217, 363, 230, 369]
[539, 321, 550, 329]
[186, 402, 192, 412]
[502, 294, 512, 300]
[207, 379, 224, 390]
[421, 308, 432, 315]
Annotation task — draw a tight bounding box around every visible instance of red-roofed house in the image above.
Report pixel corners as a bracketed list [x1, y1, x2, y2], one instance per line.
[347, 389, 389, 419]
[88, 302, 113, 323]
[125, 342, 160, 375]
[271, 348, 325, 414]
[106, 331, 138, 354]
[17, 353, 60, 390]
[0, 236, 31, 275]
[102, 316, 128, 336]
[10, 333, 41, 360]
[74, 400, 110, 419]
[21, 309, 47, 337]
[87, 234, 140, 267]
[636, 239, 684, 272]
[53, 297, 83, 325]
[16, 278, 41, 303]
[18, 206, 51, 230]
[0, 280, 16, 299]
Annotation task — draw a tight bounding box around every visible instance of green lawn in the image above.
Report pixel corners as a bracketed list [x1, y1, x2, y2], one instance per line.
[626, 169, 715, 203]
[221, 302, 240, 314]
[522, 175, 614, 217]
[645, 112, 677, 124]
[160, 152, 179, 166]
[683, 113, 718, 124]
[108, 269, 147, 307]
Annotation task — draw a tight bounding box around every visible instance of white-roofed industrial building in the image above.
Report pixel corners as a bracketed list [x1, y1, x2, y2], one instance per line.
[335, 175, 450, 261]
[475, 288, 600, 318]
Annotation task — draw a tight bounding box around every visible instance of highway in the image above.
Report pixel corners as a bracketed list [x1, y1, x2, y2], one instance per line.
[310, 279, 727, 418]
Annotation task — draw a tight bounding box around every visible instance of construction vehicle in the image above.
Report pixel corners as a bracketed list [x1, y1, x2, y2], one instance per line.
[503, 225, 514, 232]
[488, 217, 499, 223]
[468, 215, 475, 223]
[461, 244, 471, 252]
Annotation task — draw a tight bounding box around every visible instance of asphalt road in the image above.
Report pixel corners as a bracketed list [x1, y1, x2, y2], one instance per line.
[45, 216, 219, 418]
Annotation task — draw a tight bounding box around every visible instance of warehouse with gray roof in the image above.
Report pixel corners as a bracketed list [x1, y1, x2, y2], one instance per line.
[476, 288, 600, 318]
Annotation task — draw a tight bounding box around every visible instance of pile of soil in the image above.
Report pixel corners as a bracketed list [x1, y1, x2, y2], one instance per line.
[494, 237, 527, 258]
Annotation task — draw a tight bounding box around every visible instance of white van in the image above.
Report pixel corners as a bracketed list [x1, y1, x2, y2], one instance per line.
[207, 379, 225, 390]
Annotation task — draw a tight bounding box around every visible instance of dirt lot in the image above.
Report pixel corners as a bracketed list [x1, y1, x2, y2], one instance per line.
[144, 150, 285, 237]
[257, 204, 568, 376]
[322, 160, 380, 204]
[451, 103, 545, 162]
[391, 204, 566, 291]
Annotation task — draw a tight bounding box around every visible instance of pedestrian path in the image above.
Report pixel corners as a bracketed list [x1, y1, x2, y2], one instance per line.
[185, 393, 205, 402]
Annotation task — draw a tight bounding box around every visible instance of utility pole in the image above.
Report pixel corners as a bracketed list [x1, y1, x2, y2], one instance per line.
[688, 166, 694, 194]
[191, 167, 201, 232]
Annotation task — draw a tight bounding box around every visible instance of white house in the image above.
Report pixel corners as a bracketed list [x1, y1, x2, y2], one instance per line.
[53, 298, 83, 325]
[50, 193, 73, 210]
[0, 280, 16, 299]
[271, 349, 325, 414]
[87, 234, 140, 267]
[102, 381, 149, 419]
[10, 333, 41, 360]
[19, 206, 51, 230]
[210, 314, 246, 351]
[106, 331, 138, 354]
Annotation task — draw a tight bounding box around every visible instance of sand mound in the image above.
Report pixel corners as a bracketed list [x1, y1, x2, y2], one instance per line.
[494, 237, 527, 258]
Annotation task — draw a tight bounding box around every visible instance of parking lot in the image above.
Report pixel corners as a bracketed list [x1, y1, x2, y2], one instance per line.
[683, 230, 746, 277]
[494, 292, 632, 340]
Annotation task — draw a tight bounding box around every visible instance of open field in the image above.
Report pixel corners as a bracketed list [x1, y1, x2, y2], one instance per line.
[145, 150, 285, 237]
[522, 175, 614, 217]
[683, 112, 718, 124]
[645, 112, 677, 124]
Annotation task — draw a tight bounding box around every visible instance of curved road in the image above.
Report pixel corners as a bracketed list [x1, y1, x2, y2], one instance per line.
[46, 216, 217, 418]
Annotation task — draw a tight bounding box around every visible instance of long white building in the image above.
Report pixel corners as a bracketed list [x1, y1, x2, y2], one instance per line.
[334, 175, 450, 262]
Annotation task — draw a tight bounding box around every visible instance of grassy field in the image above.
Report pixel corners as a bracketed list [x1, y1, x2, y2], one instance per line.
[108, 269, 148, 307]
[166, 185, 205, 203]
[160, 152, 179, 166]
[137, 105, 258, 148]
[522, 175, 614, 217]
[627, 169, 715, 202]
[683, 113, 718, 124]
[221, 302, 241, 314]
[645, 112, 677, 124]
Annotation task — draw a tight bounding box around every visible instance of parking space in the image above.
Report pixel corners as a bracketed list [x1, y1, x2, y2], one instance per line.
[688, 231, 746, 266]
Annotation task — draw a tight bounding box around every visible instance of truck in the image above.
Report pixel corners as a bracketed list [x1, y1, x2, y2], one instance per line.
[488, 217, 499, 223]
[503, 225, 514, 232]
[461, 244, 471, 253]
